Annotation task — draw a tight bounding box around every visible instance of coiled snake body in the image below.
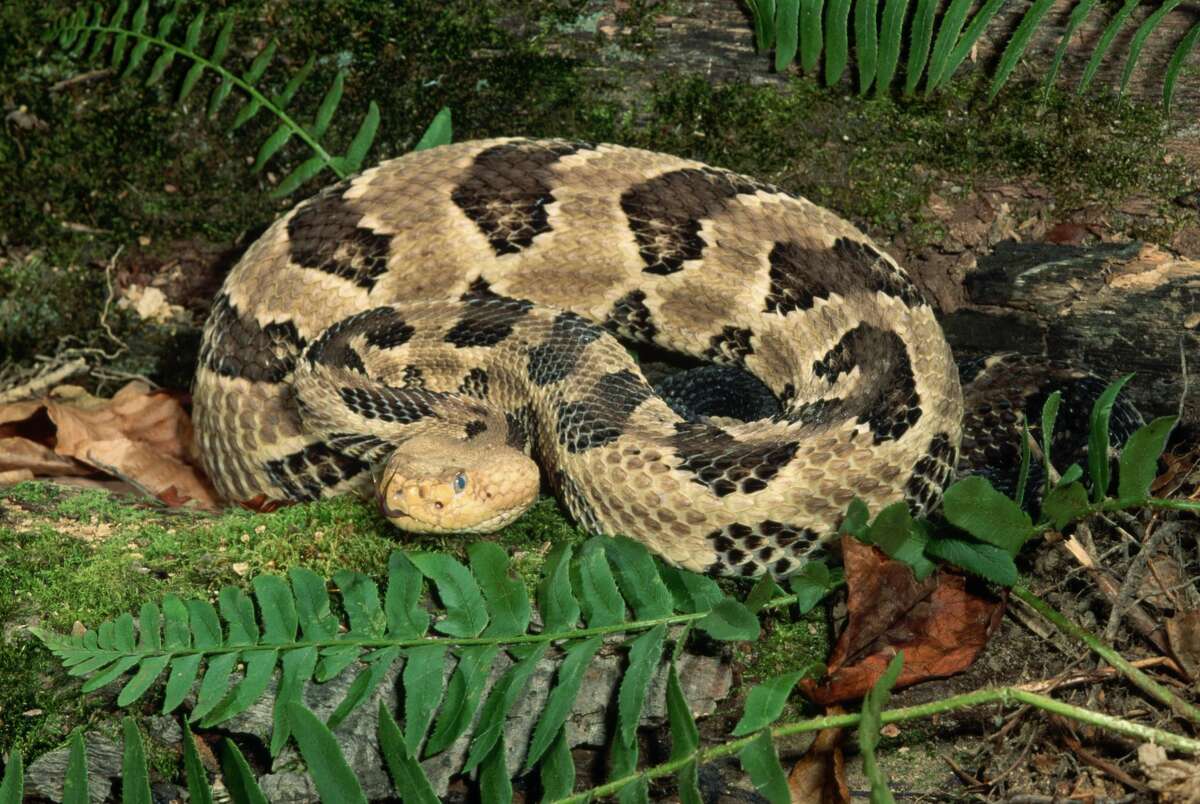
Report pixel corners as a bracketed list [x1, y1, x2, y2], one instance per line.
[193, 139, 964, 577]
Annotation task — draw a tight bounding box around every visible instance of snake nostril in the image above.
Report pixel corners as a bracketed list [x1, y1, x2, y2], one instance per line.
[433, 501, 444, 510]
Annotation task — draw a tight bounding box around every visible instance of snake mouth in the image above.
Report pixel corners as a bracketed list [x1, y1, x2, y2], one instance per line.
[376, 488, 406, 520]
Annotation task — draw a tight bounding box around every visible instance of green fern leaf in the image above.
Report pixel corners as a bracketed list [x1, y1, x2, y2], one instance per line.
[232, 53, 315, 131]
[479, 735, 514, 804]
[524, 636, 603, 770]
[424, 644, 498, 754]
[122, 718, 153, 804]
[924, 0, 972, 91]
[538, 543, 581, 632]
[875, 0, 910, 93]
[904, 0, 937, 94]
[470, 541, 531, 637]
[402, 643, 449, 755]
[271, 645, 318, 756]
[738, 731, 790, 804]
[137, 602, 162, 651]
[618, 624, 668, 746]
[121, 0, 152, 78]
[145, 3, 182, 84]
[667, 665, 703, 804]
[378, 702, 441, 804]
[108, 0, 131, 70]
[270, 154, 330, 198]
[1044, 0, 1101, 96]
[854, 0, 879, 93]
[1164, 20, 1200, 113]
[62, 731, 89, 804]
[220, 739, 270, 804]
[540, 728, 575, 800]
[254, 573, 299, 644]
[86, 4, 110, 60]
[117, 654, 170, 707]
[181, 722, 214, 804]
[776, 0, 800, 70]
[939, 0, 1007, 91]
[414, 106, 452, 151]
[0, 750, 21, 804]
[200, 648, 278, 726]
[287, 702, 369, 804]
[408, 552, 489, 637]
[333, 101, 381, 175]
[192, 652, 240, 722]
[309, 70, 345, 140]
[205, 16, 237, 118]
[990, 0, 1058, 107]
[1120, 0, 1184, 95]
[572, 542, 626, 627]
[799, 0, 824, 72]
[603, 537, 673, 619]
[463, 643, 550, 773]
[162, 655, 202, 714]
[1080, 0, 1142, 94]
[220, 586, 259, 645]
[327, 646, 400, 729]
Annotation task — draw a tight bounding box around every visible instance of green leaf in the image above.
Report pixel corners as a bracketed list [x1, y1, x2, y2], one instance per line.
[309, 70, 344, 140]
[865, 502, 935, 578]
[117, 654, 170, 706]
[464, 643, 549, 773]
[697, 598, 761, 641]
[253, 574, 297, 644]
[402, 643, 448, 756]
[479, 736, 513, 804]
[1041, 481, 1091, 530]
[1088, 374, 1134, 501]
[733, 671, 804, 736]
[853, 0, 878, 93]
[80, 655, 139, 693]
[63, 731, 89, 804]
[841, 497, 870, 538]
[824, 0, 854, 84]
[1016, 419, 1032, 509]
[573, 543, 625, 627]
[334, 570, 386, 637]
[618, 624, 667, 746]
[539, 728, 575, 800]
[738, 731, 790, 804]
[524, 636, 603, 770]
[924, 0, 972, 90]
[415, 107, 452, 151]
[122, 718, 152, 804]
[270, 645, 317, 756]
[201, 648, 277, 726]
[108, 0, 131, 70]
[925, 538, 1018, 586]
[205, 16, 236, 117]
[1079, 0, 1141, 94]
[137, 603, 161, 651]
[163, 654, 202, 713]
[162, 594, 190, 648]
[287, 702, 368, 804]
[385, 551, 430, 638]
[799, 0, 823, 72]
[470, 542, 530, 637]
[1120, 0, 1185, 95]
[1044, 0, 1100, 96]
[121, 1, 151, 77]
[788, 560, 839, 614]
[220, 587, 259, 645]
[941, 475, 1034, 555]
[338, 101, 381, 174]
[114, 612, 136, 651]
[744, 575, 782, 614]
[178, 62, 206, 105]
[667, 664, 700, 760]
[860, 652, 904, 803]
[989, 0, 1057, 98]
[538, 543, 581, 631]
[181, 722, 213, 804]
[327, 646, 399, 730]
[424, 644, 498, 755]
[220, 740, 269, 804]
[1164, 21, 1198, 111]
[242, 39, 277, 85]
[186, 599, 222, 648]
[775, 0, 800, 70]
[408, 552, 488, 637]
[904, 0, 938, 94]
[874, 0, 909, 93]
[0, 750, 22, 804]
[192, 652, 239, 722]
[939, 0, 1006, 89]
[378, 702, 440, 804]
[604, 537, 674, 619]
[1060, 463, 1084, 486]
[1118, 416, 1176, 502]
[290, 567, 338, 641]
[254, 124, 294, 172]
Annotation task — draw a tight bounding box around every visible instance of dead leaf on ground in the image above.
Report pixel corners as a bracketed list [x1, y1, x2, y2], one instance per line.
[0, 381, 218, 509]
[788, 716, 850, 804]
[1139, 743, 1200, 803]
[1167, 610, 1200, 680]
[800, 536, 1006, 704]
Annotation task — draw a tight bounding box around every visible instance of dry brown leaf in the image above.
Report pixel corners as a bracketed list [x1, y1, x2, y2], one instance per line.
[1167, 611, 1200, 680]
[788, 719, 850, 804]
[800, 536, 1005, 704]
[1140, 743, 1200, 803]
[0, 381, 217, 508]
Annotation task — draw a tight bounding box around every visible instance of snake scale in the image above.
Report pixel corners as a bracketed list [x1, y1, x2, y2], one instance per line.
[193, 138, 967, 578]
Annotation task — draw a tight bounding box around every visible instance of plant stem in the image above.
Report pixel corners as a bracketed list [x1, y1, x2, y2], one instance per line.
[551, 685, 1200, 802]
[74, 23, 341, 175]
[1014, 585, 1200, 724]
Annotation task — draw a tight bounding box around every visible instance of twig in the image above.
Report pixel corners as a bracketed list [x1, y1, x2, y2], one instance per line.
[0, 358, 88, 404]
[98, 246, 128, 355]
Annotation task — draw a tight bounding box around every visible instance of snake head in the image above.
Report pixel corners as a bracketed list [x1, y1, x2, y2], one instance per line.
[376, 435, 540, 533]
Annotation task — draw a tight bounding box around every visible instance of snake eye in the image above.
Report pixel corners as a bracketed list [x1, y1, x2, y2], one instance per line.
[453, 472, 468, 493]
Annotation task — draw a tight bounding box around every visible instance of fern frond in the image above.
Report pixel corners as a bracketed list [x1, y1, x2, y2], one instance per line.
[1164, 20, 1200, 113]
[35, 537, 762, 778]
[50, 3, 383, 196]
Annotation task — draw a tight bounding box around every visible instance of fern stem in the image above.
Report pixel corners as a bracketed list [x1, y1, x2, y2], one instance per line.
[550, 686, 1200, 802]
[1013, 585, 1200, 723]
[75, 22, 342, 177]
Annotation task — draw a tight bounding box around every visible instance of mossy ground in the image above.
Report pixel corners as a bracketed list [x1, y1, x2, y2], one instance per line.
[0, 0, 1194, 790]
